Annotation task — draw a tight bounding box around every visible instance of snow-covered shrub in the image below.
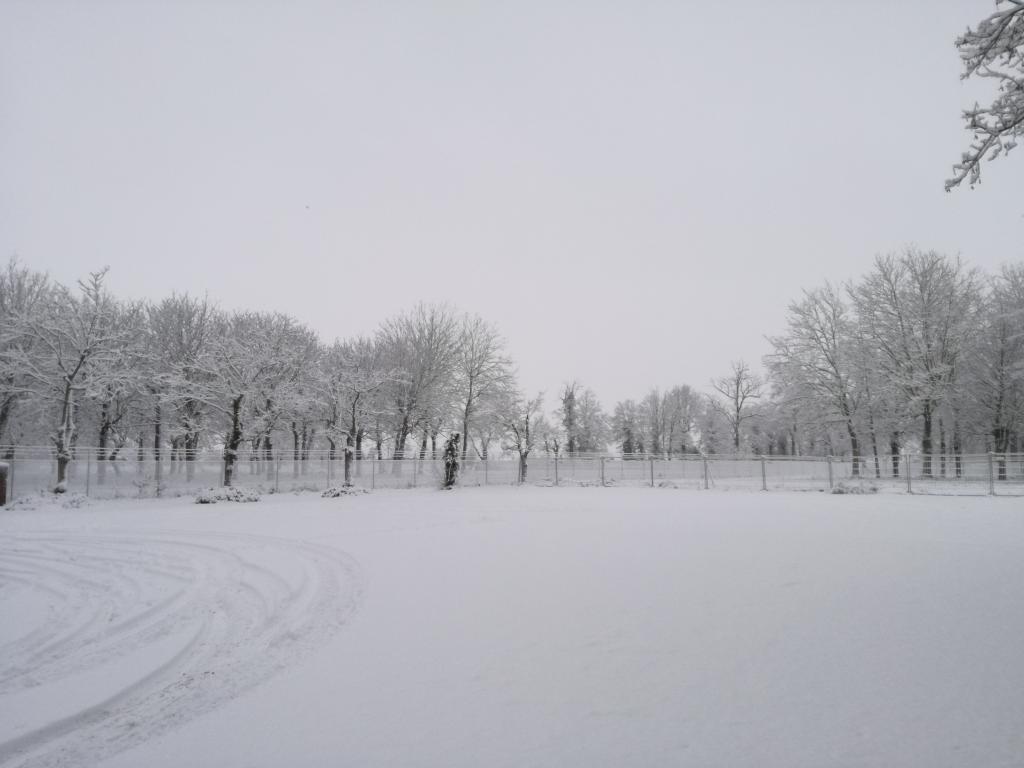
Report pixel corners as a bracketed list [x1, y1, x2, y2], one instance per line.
[4, 491, 91, 510]
[831, 481, 878, 495]
[321, 485, 370, 498]
[194, 486, 262, 504]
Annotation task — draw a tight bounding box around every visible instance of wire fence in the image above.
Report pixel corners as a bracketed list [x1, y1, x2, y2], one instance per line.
[2, 447, 1023, 502]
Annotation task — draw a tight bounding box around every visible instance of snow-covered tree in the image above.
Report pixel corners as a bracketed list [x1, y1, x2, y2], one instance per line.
[500, 392, 546, 483]
[767, 284, 864, 472]
[195, 311, 319, 486]
[709, 360, 764, 453]
[612, 399, 645, 455]
[965, 265, 1024, 476]
[0, 259, 52, 450]
[455, 314, 514, 460]
[556, 380, 608, 454]
[4, 269, 126, 489]
[377, 303, 460, 460]
[146, 294, 216, 480]
[851, 249, 981, 476]
[948, 1, 1024, 190]
[320, 337, 393, 483]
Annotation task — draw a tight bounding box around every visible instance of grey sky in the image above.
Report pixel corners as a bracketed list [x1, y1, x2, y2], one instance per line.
[1, 0, 1020, 408]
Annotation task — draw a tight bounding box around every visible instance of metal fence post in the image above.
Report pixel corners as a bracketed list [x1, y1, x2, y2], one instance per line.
[600, 457, 605, 487]
[274, 454, 281, 493]
[904, 453, 912, 494]
[85, 452, 92, 497]
[554, 455, 559, 486]
[371, 459, 376, 490]
[826, 455, 834, 490]
[760, 455, 767, 491]
[649, 457, 655, 487]
[988, 452, 995, 496]
[703, 456, 709, 490]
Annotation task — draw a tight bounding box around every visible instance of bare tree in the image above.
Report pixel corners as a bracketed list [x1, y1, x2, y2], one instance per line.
[320, 337, 393, 483]
[500, 392, 546, 483]
[767, 283, 864, 473]
[709, 360, 764, 453]
[455, 314, 514, 460]
[377, 303, 460, 460]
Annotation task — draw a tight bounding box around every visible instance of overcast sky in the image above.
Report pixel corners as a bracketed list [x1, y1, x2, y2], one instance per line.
[1, 0, 1020, 408]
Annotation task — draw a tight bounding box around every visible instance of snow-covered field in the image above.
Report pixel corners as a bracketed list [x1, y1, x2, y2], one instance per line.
[2, 487, 1024, 767]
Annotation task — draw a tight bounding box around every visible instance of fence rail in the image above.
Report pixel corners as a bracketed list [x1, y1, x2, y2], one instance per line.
[1, 448, 1023, 502]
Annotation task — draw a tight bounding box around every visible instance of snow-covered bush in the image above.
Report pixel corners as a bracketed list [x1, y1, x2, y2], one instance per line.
[194, 486, 262, 504]
[4, 491, 91, 510]
[321, 485, 370, 498]
[831, 481, 879, 495]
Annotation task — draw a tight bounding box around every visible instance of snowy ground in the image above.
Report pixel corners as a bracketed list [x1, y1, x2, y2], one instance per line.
[2, 487, 1024, 767]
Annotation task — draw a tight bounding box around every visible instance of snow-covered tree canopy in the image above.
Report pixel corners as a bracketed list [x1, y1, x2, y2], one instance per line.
[948, 0, 1024, 190]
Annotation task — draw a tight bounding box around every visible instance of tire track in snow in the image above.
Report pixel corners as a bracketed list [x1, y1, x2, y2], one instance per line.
[0, 530, 363, 768]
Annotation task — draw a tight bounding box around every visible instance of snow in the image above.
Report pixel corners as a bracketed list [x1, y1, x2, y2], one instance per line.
[3, 487, 1024, 767]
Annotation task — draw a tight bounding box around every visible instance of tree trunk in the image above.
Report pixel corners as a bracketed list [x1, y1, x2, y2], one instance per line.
[519, 453, 528, 483]
[185, 431, 199, 483]
[154, 401, 162, 496]
[953, 422, 963, 478]
[994, 425, 1009, 481]
[344, 434, 354, 484]
[846, 420, 861, 478]
[939, 418, 947, 478]
[54, 380, 75, 491]
[394, 416, 410, 460]
[921, 401, 934, 477]
[890, 433, 900, 478]
[223, 396, 243, 487]
[461, 404, 472, 461]
[97, 401, 110, 486]
[0, 396, 12, 448]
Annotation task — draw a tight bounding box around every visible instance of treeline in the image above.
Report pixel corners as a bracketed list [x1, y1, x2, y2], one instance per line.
[3, 247, 1022, 488]
[0, 262, 550, 486]
[609, 248, 1024, 478]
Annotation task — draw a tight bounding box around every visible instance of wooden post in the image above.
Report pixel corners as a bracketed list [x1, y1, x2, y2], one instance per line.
[554, 455, 559, 486]
[827, 455, 834, 490]
[371, 459, 376, 490]
[649, 457, 654, 487]
[760, 455, 767, 491]
[904, 453, 912, 494]
[703, 456, 709, 490]
[274, 454, 281, 493]
[600, 457, 605, 487]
